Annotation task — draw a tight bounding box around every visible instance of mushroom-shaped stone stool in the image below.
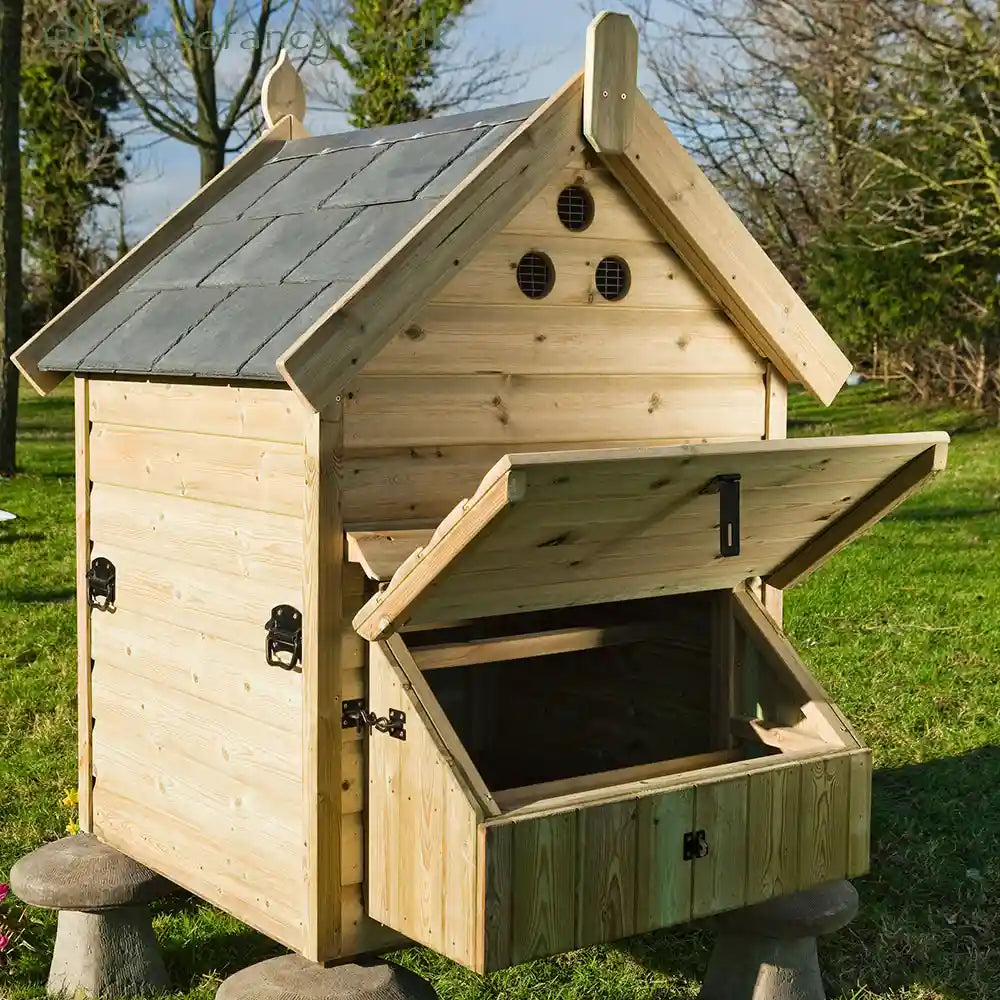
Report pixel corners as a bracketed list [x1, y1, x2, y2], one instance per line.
[699, 880, 859, 1000]
[216, 955, 438, 1000]
[11, 833, 174, 998]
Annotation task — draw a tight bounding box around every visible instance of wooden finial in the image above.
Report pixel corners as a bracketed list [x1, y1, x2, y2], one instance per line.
[584, 12, 640, 154]
[261, 49, 306, 128]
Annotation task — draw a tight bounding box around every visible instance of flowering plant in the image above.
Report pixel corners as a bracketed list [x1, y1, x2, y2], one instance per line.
[62, 788, 79, 836]
[0, 882, 26, 968]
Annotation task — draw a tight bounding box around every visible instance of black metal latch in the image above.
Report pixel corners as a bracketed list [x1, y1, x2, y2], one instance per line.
[683, 830, 710, 861]
[342, 699, 406, 740]
[87, 557, 116, 611]
[701, 473, 742, 557]
[265, 605, 302, 671]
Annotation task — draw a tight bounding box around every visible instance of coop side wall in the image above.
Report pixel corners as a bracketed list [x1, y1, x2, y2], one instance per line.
[82, 379, 309, 950]
[340, 152, 773, 527]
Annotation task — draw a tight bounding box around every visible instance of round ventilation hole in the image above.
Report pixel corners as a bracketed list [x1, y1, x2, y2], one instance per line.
[557, 185, 595, 232]
[595, 256, 631, 301]
[516, 252, 555, 299]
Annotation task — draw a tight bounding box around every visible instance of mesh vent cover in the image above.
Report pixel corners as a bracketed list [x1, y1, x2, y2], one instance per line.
[557, 185, 595, 232]
[595, 256, 630, 301]
[516, 252, 555, 299]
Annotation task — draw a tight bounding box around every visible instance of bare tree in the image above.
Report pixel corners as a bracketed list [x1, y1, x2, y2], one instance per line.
[0, 0, 24, 477]
[613, 0, 899, 282]
[83, 0, 315, 185]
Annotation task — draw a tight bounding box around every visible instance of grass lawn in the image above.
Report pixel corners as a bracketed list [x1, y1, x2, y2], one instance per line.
[3, 381, 1000, 999]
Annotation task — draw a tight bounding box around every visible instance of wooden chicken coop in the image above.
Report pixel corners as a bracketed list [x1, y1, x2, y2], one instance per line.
[14, 13, 947, 976]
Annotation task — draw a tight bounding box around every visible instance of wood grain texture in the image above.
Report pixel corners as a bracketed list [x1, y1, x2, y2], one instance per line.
[594, 93, 852, 404]
[13, 117, 297, 395]
[93, 784, 304, 950]
[745, 765, 800, 904]
[635, 787, 694, 933]
[767, 443, 948, 589]
[368, 305, 763, 377]
[355, 434, 948, 637]
[279, 75, 586, 412]
[88, 380, 302, 443]
[90, 484, 303, 586]
[584, 12, 640, 154]
[576, 800, 638, 946]
[344, 374, 765, 449]
[366, 641, 484, 968]
[302, 410, 343, 962]
[76, 378, 94, 831]
[89, 422, 304, 515]
[798, 755, 850, 887]
[479, 824, 514, 973]
[692, 777, 748, 918]
[848, 750, 872, 877]
[511, 812, 577, 965]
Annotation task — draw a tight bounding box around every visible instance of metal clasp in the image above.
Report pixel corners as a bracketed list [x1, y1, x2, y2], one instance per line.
[86, 557, 116, 611]
[342, 699, 406, 740]
[265, 605, 302, 671]
[702, 473, 742, 557]
[683, 830, 710, 861]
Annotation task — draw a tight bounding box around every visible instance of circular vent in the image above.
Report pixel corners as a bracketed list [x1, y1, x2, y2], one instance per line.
[595, 256, 631, 301]
[516, 252, 555, 299]
[557, 185, 595, 232]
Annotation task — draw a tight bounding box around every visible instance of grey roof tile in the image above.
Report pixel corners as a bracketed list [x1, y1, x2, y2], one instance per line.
[201, 207, 358, 286]
[41, 289, 157, 371]
[197, 157, 303, 225]
[287, 201, 435, 283]
[242, 145, 383, 219]
[323, 127, 487, 209]
[420, 121, 524, 198]
[239, 280, 356, 380]
[131, 216, 275, 291]
[153, 282, 329, 377]
[36, 99, 543, 381]
[81, 287, 235, 373]
[271, 100, 544, 161]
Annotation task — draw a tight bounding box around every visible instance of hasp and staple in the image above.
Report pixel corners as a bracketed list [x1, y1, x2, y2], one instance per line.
[12, 10, 949, 977]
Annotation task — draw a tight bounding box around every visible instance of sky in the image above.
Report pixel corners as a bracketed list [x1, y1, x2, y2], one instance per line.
[121, 0, 647, 238]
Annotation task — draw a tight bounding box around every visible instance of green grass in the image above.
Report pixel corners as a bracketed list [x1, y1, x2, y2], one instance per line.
[3, 380, 1000, 999]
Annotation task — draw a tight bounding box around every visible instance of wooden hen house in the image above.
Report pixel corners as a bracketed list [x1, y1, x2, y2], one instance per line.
[14, 13, 947, 976]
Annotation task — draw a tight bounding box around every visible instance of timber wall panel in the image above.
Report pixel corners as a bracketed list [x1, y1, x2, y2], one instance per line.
[87, 380, 308, 954]
[344, 155, 768, 528]
[479, 748, 868, 971]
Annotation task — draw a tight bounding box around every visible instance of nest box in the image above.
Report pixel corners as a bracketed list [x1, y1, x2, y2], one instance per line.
[15, 14, 948, 974]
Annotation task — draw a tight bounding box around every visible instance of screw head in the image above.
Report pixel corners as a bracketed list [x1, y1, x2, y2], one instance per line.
[602, 89, 609, 98]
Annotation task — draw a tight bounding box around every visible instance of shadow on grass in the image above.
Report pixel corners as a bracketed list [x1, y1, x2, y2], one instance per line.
[889, 506, 1000, 523]
[614, 747, 1000, 1000]
[2, 587, 75, 604]
[155, 893, 286, 991]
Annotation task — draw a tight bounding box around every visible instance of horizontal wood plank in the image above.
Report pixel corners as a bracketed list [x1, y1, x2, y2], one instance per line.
[89, 541, 301, 650]
[89, 423, 304, 516]
[91, 608, 301, 727]
[434, 234, 716, 310]
[91, 484, 303, 586]
[345, 374, 766, 449]
[88, 380, 304, 444]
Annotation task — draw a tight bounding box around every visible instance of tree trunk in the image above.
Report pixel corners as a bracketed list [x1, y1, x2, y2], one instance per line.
[198, 141, 226, 186]
[0, 0, 24, 478]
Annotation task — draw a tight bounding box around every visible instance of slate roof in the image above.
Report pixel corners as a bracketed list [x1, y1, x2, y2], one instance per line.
[39, 101, 542, 382]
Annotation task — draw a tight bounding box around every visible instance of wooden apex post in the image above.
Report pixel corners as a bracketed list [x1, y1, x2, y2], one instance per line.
[262, 49, 306, 129]
[584, 12, 639, 154]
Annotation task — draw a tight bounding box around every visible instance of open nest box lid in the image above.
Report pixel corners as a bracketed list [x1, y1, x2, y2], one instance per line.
[352, 433, 948, 640]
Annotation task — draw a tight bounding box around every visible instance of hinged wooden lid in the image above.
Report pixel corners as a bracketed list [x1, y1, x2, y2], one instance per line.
[352, 433, 948, 640]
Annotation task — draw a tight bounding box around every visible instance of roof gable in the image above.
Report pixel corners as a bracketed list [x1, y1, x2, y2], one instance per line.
[18, 102, 542, 387]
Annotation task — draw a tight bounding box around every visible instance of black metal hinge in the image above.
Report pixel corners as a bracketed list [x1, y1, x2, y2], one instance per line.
[265, 605, 302, 671]
[683, 829, 710, 861]
[701, 473, 742, 557]
[86, 557, 116, 611]
[342, 699, 406, 741]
